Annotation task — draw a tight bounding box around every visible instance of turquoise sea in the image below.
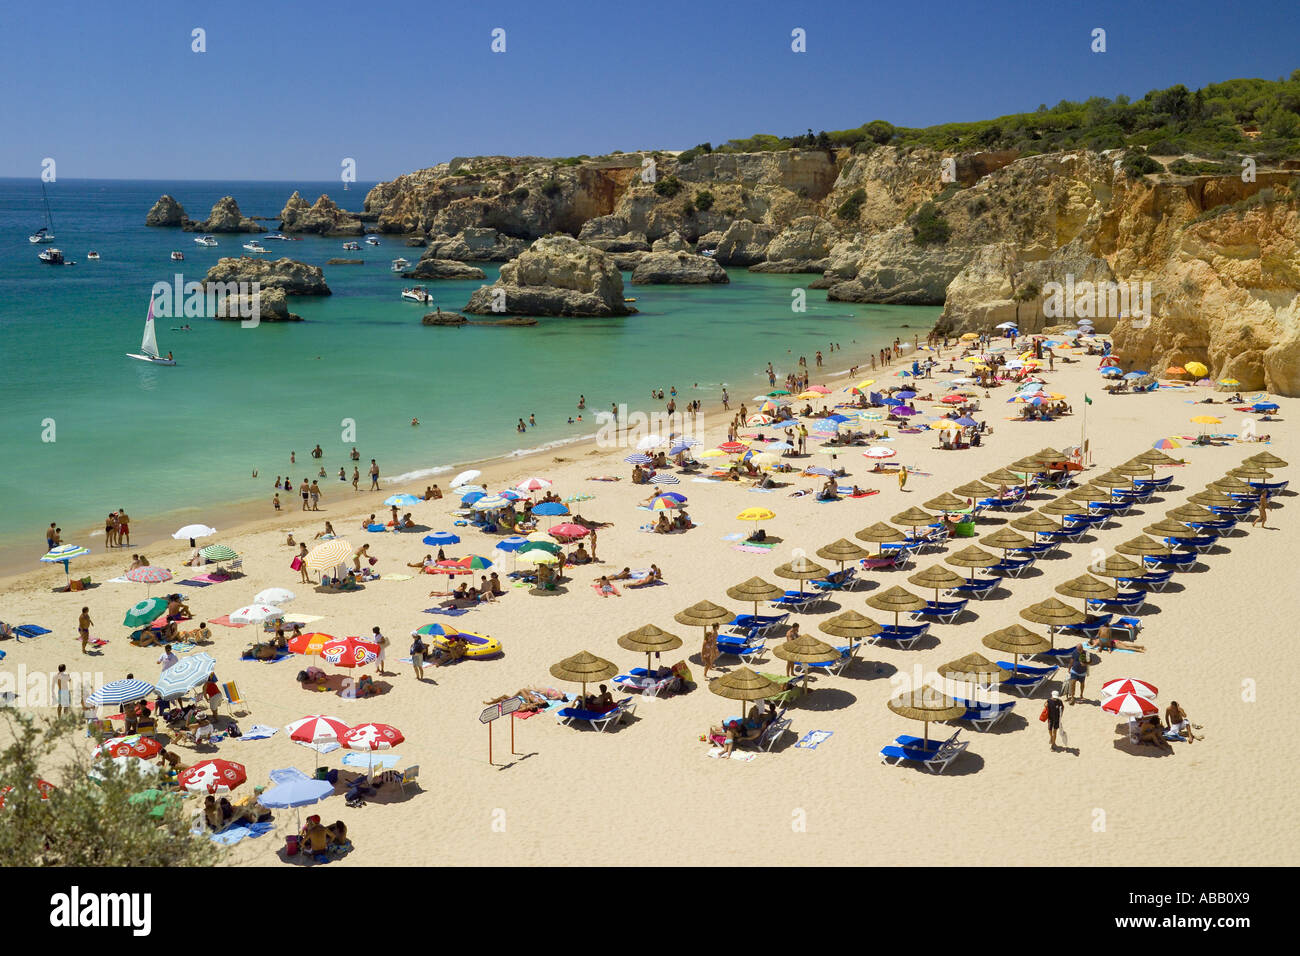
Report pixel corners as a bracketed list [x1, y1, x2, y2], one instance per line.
[0, 178, 937, 562]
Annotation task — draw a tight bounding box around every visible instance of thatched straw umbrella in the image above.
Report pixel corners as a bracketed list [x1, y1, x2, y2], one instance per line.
[1011, 510, 1061, 542]
[1065, 484, 1112, 503]
[944, 544, 1000, 584]
[773, 555, 829, 597]
[1134, 448, 1177, 467]
[818, 610, 881, 644]
[1055, 573, 1116, 616]
[1188, 488, 1236, 509]
[674, 600, 735, 651]
[856, 521, 905, 545]
[725, 578, 786, 617]
[1209, 474, 1252, 493]
[892, 506, 938, 527]
[937, 651, 1005, 688]
[816, 539, 870, 573]
[772, 633, 840, 677]
[1019, 597, 1085, 648]
[982, 467, 1024, 487]
[1114, 535, 1172, 558]
[549, 650, 619, 700]
[865, 585, 927, 628]
[981, 525, 1032, 558]
[887, 688, 966, 747]
[909, 564, 965, 602]
[1229, 463, 1271, 481]
[1144, 518, 1198, 540]
[1088, 471, 1131, 489]
[1111, 460, 1151, 477]
[1166, 503, 1217, 524]
[953, 480, 994, 499]
[616, 624, 683, 674]
[1035, 447, 1067, 463]
[1042, 496, 1088, 516]
[1090, 553, 1146, 580]
[924, 492, 971, 513]
[1244, 451, 1288, 469]
[1010, 455, 1049, 475]
[981, 623, 1051, 673]
[708, 667, 781, 717]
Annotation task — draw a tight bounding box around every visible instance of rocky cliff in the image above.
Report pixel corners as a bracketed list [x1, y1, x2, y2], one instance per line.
[184, 196, 265, 234]
[463, 235, 631, 317]
[278, 192, 364, 235]
[145, 195, 189, 227]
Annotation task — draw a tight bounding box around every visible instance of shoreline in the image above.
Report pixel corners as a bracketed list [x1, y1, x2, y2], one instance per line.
[2, 335, 919, 587]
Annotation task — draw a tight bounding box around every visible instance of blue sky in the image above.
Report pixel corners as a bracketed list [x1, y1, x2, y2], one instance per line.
[2, 0, 1296, 181]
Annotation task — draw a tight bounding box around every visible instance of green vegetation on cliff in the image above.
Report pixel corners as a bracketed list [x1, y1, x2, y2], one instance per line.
[715, 72, 1300, 161]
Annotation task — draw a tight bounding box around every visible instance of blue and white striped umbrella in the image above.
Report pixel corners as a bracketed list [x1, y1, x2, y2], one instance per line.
[459, 490, 486, 505]
[87, 679, 156, 706]
[649, 474, 680, 485]
[156, 652, 217, 701]
[41, 544, 90, 563]
[623, 454, 652, 464]
[472, 494, 512, 511]
[494, 536, 530, 552]
[423, 531, 461, 546]
[384, 494, 422, 507]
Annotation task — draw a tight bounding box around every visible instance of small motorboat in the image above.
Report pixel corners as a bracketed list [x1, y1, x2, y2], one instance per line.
[342, 241, 361, 250]
[243, 241, 268, 253]
[87, 251, 101, 260]
[391, 257, 411, 273]
[263, 233, 292, 241]
[365, 235, 381, 245]
[402, 286, 433, 304]
[171, 251, 185, 261]
[194, 235, 218, 246]
[38, 247, 65, 264]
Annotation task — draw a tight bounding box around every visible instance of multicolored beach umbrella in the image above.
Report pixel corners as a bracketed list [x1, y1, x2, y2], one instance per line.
[472, 495, 512, 511]
[126, 566, 173, 586]
[41, 544, 90, 581]
[650, 496, 681, 510]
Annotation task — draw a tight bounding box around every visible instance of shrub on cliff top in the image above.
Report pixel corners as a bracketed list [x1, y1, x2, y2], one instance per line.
[1122, 152, 1162, 177]
[653, 175, 683, 198]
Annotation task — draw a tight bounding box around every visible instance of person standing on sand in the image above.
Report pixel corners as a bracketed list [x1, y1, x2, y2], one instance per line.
[54, 664, 72, 717]
[299, 478, 310, 511]
[372, 626, 390, 676]
[309, 480, 322, 511]
[78, 606, 93, 655]
[118, 510, 130, 547]
[369, 459, 380, 491]
[722, 388, 730, 410]
[297, 543, 310, 584]
[1253, 490, 1269, 528]
[105, 512, 118, 549]
[701, 624, 719, 679]
[352, 466, 360, 491]
[409, 631, 428, 680]
[1046, 690, 1063, 750]
[588, 527, 598, 561]
[898, 464, 908, 491]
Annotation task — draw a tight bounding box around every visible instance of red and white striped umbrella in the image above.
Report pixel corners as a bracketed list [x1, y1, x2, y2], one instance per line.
[93, 734, 163, 760]
[126, 566, 173, 584]
[515, 477, 552, 493]
[341, 723, 405, 751]
[0, 779, 56, 809]
[1101, 678, 1158, 700]
[548, 523, 590, 540]
[319, 636, 380, 669]
[178, 759, 247, 794]
[1101, 692, 1159, 718]
[285, 715, 350, 745]
[863, 446, 896, 459]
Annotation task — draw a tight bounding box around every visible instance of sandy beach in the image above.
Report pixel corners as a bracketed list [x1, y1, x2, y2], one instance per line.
[2, 343, 1294, 867]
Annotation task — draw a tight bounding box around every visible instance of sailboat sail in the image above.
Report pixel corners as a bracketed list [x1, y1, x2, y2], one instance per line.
[42, 182, 55, 234]
[142, 301, 160, 358]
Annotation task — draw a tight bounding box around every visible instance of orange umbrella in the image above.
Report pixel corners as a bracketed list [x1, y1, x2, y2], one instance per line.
[288, 632, 334, 655]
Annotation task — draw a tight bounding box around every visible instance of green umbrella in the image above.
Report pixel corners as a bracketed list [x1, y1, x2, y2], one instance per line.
[519, 540, 562, 555]
[123, 597, 169, 628]
[129, 788, 183, 820]
[200, 544, 238, 562]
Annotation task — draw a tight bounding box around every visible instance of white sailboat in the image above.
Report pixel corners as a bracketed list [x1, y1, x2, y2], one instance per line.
[126, 300, 177, 366]
[28, 182, 56, 243]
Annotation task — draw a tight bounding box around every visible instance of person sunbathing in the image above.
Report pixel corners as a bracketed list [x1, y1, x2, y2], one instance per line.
[408, 554, 436, 569]
[314, 521, 336, 539]
[673, 511, 694, 530]
[486, 687, 562, 712]
[180, 622, 213, 645]
[1137, 715, 1173, 750]
[627, 564, 663, 587]
[1087, 626, 1147, 653]
[603, 567, 633, 581]
[245, 632, 289, 659]
[594, 576, 619, 596]
[653, 514, 672, 533]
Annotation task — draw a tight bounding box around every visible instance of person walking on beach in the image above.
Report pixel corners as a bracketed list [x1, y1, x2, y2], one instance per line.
[1045, 690, 1063, 750]
[105, 512, 118, 548]
[1253, 490, 1269, 528]
[1067, 643, 1089, 703]
[410, 631, 428, 680]
[299, 479, 310, 511]
[369, 459, 380, 491]
[309, 481, 322, 511]
[54, 664, 72, 717]
[372, 626, 390, 676]
[352, 466, 360, 491]
[722, 388, 730, 410]
[78, 606, 93, 655]
[297, 542, 310, 584]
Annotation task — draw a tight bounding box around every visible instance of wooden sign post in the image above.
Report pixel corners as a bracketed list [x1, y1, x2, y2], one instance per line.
[480, 695, 524, 765]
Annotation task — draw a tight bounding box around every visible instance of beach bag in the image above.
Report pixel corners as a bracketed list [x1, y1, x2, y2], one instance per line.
[1057, 729, 1069, 748]
[290, 556, 303, 571]
[1039, 705, 1048, 722]
[368, 557, 378, 566]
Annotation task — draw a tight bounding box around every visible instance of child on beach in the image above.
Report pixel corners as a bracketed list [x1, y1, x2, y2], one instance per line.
[273, 493, 281, 511]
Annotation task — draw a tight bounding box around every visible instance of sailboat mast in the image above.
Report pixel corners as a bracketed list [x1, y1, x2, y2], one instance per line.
[41, 181, 54, 231]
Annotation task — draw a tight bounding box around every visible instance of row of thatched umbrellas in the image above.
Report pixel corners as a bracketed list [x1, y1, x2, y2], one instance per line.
[545, 451, 1287, 744]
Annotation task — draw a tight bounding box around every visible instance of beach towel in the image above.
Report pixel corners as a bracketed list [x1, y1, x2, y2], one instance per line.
[178, 579, 214, 588]
[396, 656, 436, 669]
[423, 606, 471, 616]
[514, 708, 543, 719]
[269, 767, 311, 785]
[586, 476, 620, 481]
[191, 572, 227, 583]
[720, 533, 745, 541]
[241, 649, 292, 663]
[299, 741, 340, 754]
[381, 574, 414, 581]
[104, 576, 130, 584]
[238, 725, 278, 740]
[209, 615, 246, 628]
[342, 752, 401, 770]
[706, 748, 757, 761]
[15, 625, 52, 638]
[209, 821, 275, 846]
[849, 490, 879, 498]
[691, 477, 722, 484]
[795, 730, 833, 750]
[733, 545, 775, 554]
[592, 583, 620, 597]
[749, 487, 775, 493]
[169, 641, 197, 653]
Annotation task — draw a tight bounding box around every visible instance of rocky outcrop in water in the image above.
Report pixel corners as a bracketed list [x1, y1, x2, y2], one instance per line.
[630, 251, 729, 284]
[403, 257, 487, 280]
[202, 256, 331, 296]
[146, 195, 189, 227]
[713, 220, 774, 266]
[652, 230, 690, 252]
[184, 196, 264, 233]
[211, 286, 302, 322]
[463, 235, 632, 317]
[422, 311, 537, 326]
[425, 227, 527, 262]
[278, 192, 364, 235]
[327, 258, 364, 265]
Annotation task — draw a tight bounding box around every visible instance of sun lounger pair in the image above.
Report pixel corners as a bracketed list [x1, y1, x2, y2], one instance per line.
[990, 555, 1036, 577]
[1087, 589, 1148, 614]
[794, 643, 860, 677]
[725, 612, 789, 638]
[910, 598, 968, 624]
[868, 623, 930, 649]
[880, 729, 967, 773]
[1119, 569, 1172, 590]
[811, 568, 857, 591]
[1144, 549, 1197, 569]
[1133, 475, 1173, 492]
[716, 636, 767, 663]
[951, 576, 999, 599]
[613, 669, 679, 697]
[771, 590, 827, 612]
[555, 697, 637, 731]
[996, 662, 1058, 696]
[951, 697, 1015, 731]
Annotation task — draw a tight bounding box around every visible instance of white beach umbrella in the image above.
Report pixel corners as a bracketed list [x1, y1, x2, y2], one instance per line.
[253, 587, 296, 606]
[228, 604, 284, 625]
[450, 470, 482, 489]
[173, 524, 217, 540]
[637, 434, 667, 451]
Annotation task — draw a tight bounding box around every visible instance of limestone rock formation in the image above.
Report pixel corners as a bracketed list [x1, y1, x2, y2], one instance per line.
[826, 226, 970, 304]
[651, 230, 690, 252]
[403, 257, 487, 280]
[145, 195, 189, 227]
[463, 235, 632, 317]
[211, 286, 302, 322]
[278, 192, 364, 235]
[630, 251, 730, 285]
[714, 220, 774, 266]
[185, 196, 264, 233]
[326, 258, 365, 265]
[426, 228, 527, 262]
[201, 256, 331, 296]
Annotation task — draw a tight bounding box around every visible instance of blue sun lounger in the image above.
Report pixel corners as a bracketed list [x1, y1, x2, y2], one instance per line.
[952, 697, 1015, 731]
[880, 730, 966, 773]
[1087, 589, 1149, 614]
[1119, 569, 1172, 591]
[716, 637, 767, 664]
[555, 697, 636, 731]
[1145, 549, 1197, 568]
[910, 598, 969, 623]
[795, 643, 859, 677]
[997, 662, 1058, 696]
[811, 568, 858, 592]
[725, 612, 788, 638]
[991, 555, 1036, 577]
[952, 576, 999, 599]
[869, 623, 930, 649]
[1176, 533, 1219, 553]
[1133, 475, 1173, 492]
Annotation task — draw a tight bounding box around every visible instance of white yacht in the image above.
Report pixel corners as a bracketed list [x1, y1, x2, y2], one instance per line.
[391, 257, 411, 273]
[401, 286, 433, 304]
[365, 235, 381, 246]
[342, 241, 361, 250]
[170, 251, 185, 261]
[194, 235, 219, 246]
[263, 233, 292, 241]
[38, 247, 65, 265]
[243, 240, 269, 253]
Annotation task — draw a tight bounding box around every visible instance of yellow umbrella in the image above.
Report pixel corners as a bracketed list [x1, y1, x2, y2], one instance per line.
[960, 333, 979, 342]
[1185, 361, 1208, 378]
[929, 420, 963, 431]
[304, 539, 354, 572]
[517, 551, 560, 565]
[1190, 415, 1222, 425]
[797, 391, 821, 400]
[699, 448, 726, 459]
[853, 379, 876, 391]
[736, 507, 775, 533]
